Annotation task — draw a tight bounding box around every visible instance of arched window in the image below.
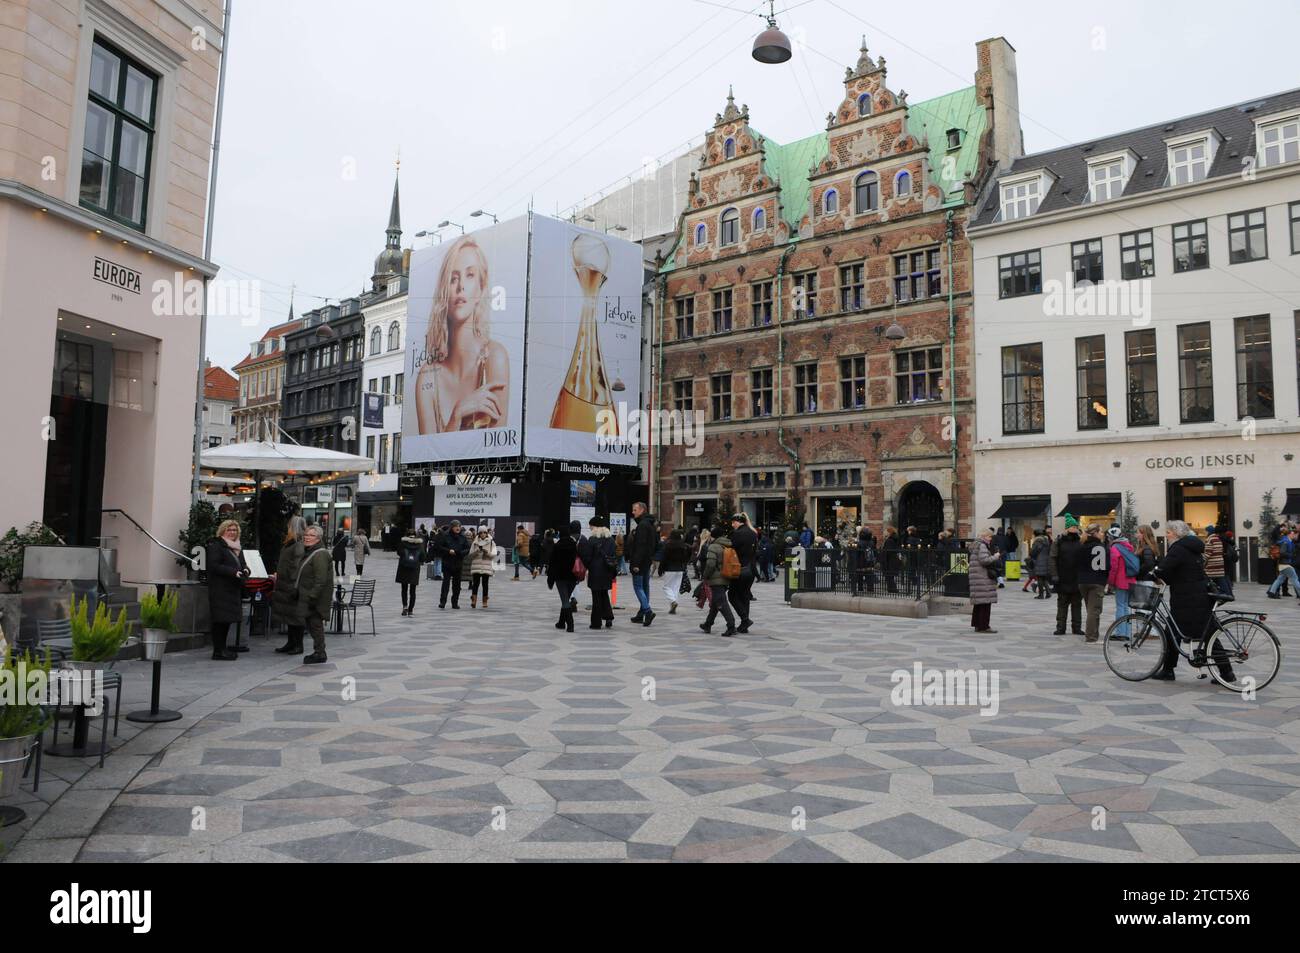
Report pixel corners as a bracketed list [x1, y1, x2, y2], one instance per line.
[753, 207, 766, 231]
[895, 170, 912, 198]
[694, 222, 707, 246]
[724, 137, 736, 160]
[720, 207, 739, 246]
[854, 171, 878, 213]
[387, 321, 400, 351]
[369, 326, 381, 356]
[823, 188, 839, 214]
[857, 93, 872, 117]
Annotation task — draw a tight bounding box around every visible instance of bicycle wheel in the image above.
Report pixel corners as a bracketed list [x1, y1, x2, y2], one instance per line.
[1103, 613, 1165, 681]
[1205, 618, 1281, 694]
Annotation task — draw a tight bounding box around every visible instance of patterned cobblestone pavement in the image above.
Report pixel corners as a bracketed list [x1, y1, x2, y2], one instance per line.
[5, 555, 1299, 862]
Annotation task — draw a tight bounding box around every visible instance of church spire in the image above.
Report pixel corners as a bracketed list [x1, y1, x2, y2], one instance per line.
[372, 156, 406, 290]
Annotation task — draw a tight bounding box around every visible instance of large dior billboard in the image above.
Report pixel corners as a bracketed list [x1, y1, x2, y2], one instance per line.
[402, 215, 529, 464]
[402, 213, 642, 468]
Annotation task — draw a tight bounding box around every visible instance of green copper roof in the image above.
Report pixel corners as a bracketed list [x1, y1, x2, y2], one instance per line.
[660, 85, 984, 272]
[906, 85, 985, 208]
[759, 130, 829, 230]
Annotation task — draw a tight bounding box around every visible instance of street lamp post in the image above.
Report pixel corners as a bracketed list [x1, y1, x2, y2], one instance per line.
[470, 210, 499, 224]
[438, 220, 465, 234]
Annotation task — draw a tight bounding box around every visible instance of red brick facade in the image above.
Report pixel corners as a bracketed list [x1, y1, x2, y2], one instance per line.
[650, 40, 1014, 541]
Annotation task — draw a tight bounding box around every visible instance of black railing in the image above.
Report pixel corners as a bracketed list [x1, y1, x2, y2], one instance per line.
[785, 545, 972, 601]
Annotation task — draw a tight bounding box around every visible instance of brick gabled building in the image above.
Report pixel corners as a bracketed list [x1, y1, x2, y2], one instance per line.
[652, 37, 1022, 540]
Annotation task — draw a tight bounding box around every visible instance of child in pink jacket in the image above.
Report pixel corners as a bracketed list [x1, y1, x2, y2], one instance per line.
[1106, 527, 1136, 636]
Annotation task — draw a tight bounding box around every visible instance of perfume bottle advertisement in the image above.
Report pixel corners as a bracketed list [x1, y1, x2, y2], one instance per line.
[523, 214, 643, 466]
[402, 214, 529, 463]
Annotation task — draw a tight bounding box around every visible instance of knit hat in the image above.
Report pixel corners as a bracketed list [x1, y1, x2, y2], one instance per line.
[1063, 513, 1079, 530]
[1204, 524, 1216, 534]
[1106, 526, 1123, 539]
[568, 521, 582, 534]
[589, 516, 607, 528]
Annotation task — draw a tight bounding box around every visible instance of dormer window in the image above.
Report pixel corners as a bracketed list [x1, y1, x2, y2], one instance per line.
[857, 93, 871, 118]
[720, 207, 739, 246]
[723, 137, 736, 160]
[1165, 131, 1219, 186]
[1257, 114, 1300, 168]
[823, 188, 839, 214]
[1086, 150, 1137, 203]
[694, 222, 707, 246]
[998, 170, 1053, 221]
[753, 207, 766, 231]
[895, 170, 912, 198]
[946, 128, 962, 150]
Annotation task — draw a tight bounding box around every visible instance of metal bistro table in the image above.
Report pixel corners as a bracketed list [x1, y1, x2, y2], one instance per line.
[122, 579, 195, 723]
[42, 640, 125, 759]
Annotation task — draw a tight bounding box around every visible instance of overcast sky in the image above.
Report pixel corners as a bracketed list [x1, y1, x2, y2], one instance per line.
[205, 0, 1300, 369]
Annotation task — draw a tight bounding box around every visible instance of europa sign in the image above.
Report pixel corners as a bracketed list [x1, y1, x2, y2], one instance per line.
[92, 256, 141, 295]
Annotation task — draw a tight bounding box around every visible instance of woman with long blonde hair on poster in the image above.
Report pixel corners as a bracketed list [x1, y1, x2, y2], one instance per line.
[415, 235, 510, 433]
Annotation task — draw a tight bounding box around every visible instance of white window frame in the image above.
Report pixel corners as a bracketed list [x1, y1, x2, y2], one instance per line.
[823, 188, 839, 215]
[1086, 150, 1136, 203]
[894, 169, 912, 198]
[1165, 130, 1220, 187]
[998, 170, 1053, 221]
[694, 222, 707, 246]
[752, 206, 766, 231]
[1256, 113, 1300, 168]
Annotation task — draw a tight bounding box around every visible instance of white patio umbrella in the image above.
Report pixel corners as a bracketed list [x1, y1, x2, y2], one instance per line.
[200, 440, 375, 546]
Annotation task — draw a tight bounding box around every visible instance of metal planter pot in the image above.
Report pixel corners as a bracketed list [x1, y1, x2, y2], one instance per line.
[0, 734, 35, 798]
[141, 628, 169, 662]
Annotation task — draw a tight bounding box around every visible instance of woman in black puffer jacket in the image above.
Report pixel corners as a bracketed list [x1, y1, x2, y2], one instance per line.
[658, 529, 691, 614]
[1152, 520, 1233, 683]
[546, 521, 581, 633]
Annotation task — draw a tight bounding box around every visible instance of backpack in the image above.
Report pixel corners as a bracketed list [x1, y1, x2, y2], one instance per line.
[720, 545, 742, 581]
[1119, 545, 1139, 578]
[399, 544, 421, 570]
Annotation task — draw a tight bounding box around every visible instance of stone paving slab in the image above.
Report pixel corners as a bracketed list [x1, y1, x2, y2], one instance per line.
[3, 555, 1299, 862]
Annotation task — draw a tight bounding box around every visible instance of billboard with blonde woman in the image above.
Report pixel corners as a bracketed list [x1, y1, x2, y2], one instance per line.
[402, 216, 528, 463]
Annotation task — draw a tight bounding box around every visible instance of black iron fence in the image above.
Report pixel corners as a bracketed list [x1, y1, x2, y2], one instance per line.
[784, 545, 973, 601]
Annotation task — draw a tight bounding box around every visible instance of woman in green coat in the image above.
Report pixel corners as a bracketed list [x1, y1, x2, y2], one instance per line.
[298, 524, 334, 664]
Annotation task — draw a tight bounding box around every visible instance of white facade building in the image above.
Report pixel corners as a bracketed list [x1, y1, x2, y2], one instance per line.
[968, 89, 1300, 551]
[359, 281, 408, 535]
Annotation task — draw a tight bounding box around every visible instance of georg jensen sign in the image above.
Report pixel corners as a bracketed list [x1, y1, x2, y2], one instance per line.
[92, 256, 142, 295]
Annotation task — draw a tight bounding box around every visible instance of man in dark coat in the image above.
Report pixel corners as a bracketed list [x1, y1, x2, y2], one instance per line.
[628, 502, 657, 626]
[1153, 520, 1234, 682]
[1049, 516, 1085, 636]
[434, 520, 470, 609]
[728, 513, 758, 632]
[579, 517, 617, 630]
[1076, 523, 1110, 642]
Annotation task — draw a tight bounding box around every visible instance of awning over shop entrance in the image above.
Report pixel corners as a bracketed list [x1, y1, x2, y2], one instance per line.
[990, 496, 1051, 519]
[1283, 489, 1300, 516]
[1057, 493, 1121, 517]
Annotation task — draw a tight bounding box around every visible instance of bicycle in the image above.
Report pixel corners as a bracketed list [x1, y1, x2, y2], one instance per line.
[1102, 581, 1281, 693]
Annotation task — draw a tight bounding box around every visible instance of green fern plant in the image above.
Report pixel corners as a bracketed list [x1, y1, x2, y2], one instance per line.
[139, 590, 178, 632]
[68, 596, 131, 663]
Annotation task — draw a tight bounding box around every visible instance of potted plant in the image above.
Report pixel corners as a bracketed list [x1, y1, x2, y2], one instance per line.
[0, 648, 52, 801]
[138, 590, 178, 662]
[66, 595, 133, 671]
